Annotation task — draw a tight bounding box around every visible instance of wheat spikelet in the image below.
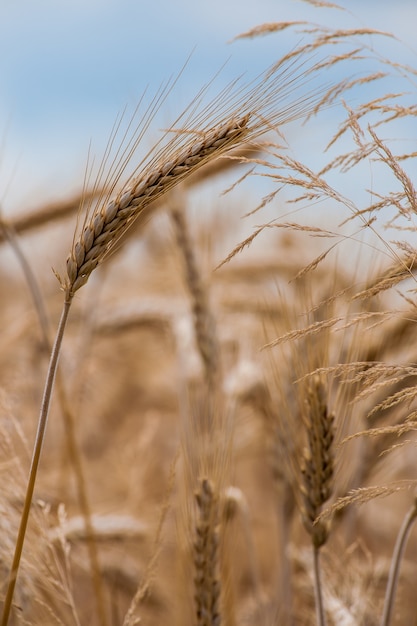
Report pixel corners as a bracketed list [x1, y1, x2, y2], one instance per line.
[65, 116, 250, 297]
[193, 478, 221, 626]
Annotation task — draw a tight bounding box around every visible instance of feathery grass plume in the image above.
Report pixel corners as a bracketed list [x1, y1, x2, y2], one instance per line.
[218, 18, 417, 279]
[193, 478, 221, 626]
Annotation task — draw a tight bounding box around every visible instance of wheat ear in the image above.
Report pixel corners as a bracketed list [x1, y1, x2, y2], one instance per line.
[300, 376, 334, 548]
[194, 478, 221, 626]
[170, 202, 219, 388]
[300, 375, 334, 626]
[65, 115, 250, 297]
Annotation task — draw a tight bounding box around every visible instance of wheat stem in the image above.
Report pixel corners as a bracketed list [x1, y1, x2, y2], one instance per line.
[380, 495, 417, 626]
[313, 546, 327, 626]
[0, 297, 72, 626]
[1, 219, 109, 626]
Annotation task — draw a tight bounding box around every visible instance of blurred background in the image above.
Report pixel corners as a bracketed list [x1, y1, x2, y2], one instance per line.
[0, 0, 415, 214]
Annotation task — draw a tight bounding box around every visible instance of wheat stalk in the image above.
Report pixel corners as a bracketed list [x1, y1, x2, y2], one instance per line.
[381, 494, 417, 626]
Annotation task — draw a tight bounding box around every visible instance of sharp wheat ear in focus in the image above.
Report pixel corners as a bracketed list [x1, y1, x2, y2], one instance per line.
[65, 115, 250, 297]
[64, 58, 330, 298]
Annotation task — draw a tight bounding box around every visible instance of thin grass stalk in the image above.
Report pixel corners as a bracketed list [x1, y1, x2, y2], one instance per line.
[1, 221, 108, 626]
[1, 297, 72, 626]
[313, 546, 326, 626]
[380, 495, 417, 626]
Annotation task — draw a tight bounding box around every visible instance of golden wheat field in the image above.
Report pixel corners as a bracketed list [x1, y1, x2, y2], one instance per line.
[1, 3, 417, 625]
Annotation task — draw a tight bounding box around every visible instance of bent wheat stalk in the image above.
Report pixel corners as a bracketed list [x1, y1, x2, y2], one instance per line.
[380, 494, 417, 626]
[0, 113, 254, 626]
[2, 121, 247, 624]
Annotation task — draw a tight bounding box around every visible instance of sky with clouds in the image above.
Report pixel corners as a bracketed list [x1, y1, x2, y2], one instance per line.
[0, 0, 415, 213]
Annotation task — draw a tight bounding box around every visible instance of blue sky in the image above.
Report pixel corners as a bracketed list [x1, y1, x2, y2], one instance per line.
[0, 0, 415, 213]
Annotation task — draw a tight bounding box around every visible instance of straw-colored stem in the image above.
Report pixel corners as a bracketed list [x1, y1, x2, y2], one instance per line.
[1, 222, 108, 626]
[380, 496, 417, 626]
[313, 546, 326, 626]
[1, 297, 72, 626]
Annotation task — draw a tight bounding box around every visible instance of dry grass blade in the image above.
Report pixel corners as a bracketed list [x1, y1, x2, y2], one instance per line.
[263, 317, 342, 349]
[352, 253, 417, 300]
[318, 481, 417, 522]
[232, 22, 309, 41]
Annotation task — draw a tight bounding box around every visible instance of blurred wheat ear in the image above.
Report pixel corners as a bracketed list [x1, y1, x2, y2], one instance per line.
[194, 478, 221, 626]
